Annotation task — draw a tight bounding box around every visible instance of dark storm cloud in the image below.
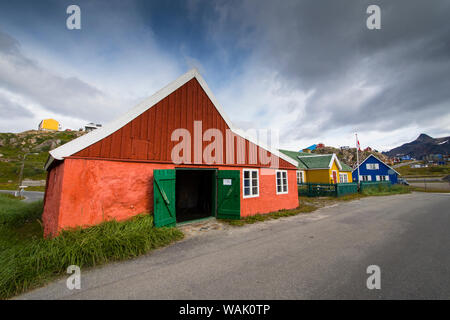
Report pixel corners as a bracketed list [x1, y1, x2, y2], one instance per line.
[209, 0, 450, 140]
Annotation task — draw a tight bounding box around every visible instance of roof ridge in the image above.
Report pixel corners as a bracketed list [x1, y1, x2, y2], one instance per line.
[45, 69, 298, 169]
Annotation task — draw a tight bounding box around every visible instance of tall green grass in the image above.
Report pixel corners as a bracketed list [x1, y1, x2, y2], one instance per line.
[0, 194, 43, 227]
[0, 194, 184, 299]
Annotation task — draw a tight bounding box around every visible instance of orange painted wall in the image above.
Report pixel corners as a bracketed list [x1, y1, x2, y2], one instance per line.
[42, 161, 65, 236]
[241, 169, 298, 217]
[43, 159, 298, 237]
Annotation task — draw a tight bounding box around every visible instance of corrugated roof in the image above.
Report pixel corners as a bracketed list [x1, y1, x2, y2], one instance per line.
[298, 154, 333, 169]
[340, 163, 353, 171]
[280, 149, 350, 170]
[279, 149, 308, 169]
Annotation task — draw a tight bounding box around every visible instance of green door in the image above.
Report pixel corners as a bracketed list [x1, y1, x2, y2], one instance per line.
[217, 170, 240, 220]
[153, 169, 176, 227]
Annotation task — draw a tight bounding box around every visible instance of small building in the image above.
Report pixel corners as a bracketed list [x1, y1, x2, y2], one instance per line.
[38, 119, 60, 131]
[400, 155, 412, 161]
[352, 154, 400, 184]
[84, 123, 102, 132]
[42, 69, 299, 237]
[302, 144, 317, 153]
[279, 150, 353, 184]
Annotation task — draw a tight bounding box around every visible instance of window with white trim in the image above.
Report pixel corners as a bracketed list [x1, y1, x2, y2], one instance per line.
[276, 170, 288, 194]
[339, 173, 348, 183]
[296, 170, 305, 184]
[243, 169, 259, 198]
[366, 163, 379, 170]
[377, 175, 389, 181]
[361, 175, 372, 181]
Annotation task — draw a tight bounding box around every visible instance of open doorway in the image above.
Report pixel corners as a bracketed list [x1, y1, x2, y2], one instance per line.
[175, 169, 215, 223]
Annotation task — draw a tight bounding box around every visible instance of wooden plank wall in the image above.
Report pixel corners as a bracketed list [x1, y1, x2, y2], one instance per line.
[73, 78, 294, 169]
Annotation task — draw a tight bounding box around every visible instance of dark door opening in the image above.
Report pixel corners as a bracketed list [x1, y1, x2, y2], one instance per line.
[175, 169, 215, 223]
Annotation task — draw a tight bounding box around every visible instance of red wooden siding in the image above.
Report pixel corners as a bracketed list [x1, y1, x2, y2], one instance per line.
[73, 78, 295, 169]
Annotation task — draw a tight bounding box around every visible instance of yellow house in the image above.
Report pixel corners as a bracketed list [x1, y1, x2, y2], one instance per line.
[38, 119, 60, 131]
[279, 150, 353, 184]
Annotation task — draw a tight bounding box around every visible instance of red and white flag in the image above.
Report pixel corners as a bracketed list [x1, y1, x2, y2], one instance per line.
[356, 135, 361, 151]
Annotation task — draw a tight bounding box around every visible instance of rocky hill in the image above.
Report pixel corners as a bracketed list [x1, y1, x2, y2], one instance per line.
[383, 134, 450, 159]
[0, 130, 84, 189]
[311, 146, 388, 168]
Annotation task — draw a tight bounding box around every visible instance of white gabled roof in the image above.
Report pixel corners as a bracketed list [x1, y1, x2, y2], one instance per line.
[351, 154, 400, 175]
[329, 153, 343, 170]
[45, 68, 298, 170]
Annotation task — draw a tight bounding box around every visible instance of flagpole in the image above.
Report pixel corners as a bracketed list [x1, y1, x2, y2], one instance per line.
[356, 133, 360, 186]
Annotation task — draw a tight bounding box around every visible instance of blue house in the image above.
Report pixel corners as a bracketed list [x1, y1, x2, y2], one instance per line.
[352, 154, 400, 184]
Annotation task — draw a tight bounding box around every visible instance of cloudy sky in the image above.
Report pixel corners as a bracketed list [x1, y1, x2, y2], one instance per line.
[0, 0, 449, 152]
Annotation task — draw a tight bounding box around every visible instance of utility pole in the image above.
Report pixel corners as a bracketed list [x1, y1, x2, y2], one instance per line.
[356, 133, 360, 187]
[16, 152, 37, 197]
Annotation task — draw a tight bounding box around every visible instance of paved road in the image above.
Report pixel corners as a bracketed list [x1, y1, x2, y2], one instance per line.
[17, 192, 450, 299]
[0, 190, 44, 203]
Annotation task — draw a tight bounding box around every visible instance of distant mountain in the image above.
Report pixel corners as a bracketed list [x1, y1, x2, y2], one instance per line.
[384, 134, 450, 159]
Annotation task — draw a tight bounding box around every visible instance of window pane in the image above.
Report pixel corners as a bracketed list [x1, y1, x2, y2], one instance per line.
[252, 171, 257, 179]
[277, 172, 281, 179]
[252, 187, 258, 194]
[277, 185, 281, 192]
[282, 171, 287, 178]
[283, 185, 287, 192]
[244, 187, 250, 195]
[244, 171, 249, 178]
[244, 179, 250, 187]
[252, 178, 258, 187]
[277, 178, 281, 186]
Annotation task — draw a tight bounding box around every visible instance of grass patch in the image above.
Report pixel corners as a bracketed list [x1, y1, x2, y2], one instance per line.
[361, 184, 411, 196]
[397, 165, 450, 177]
[0, 194, 184, 299]
[0, 194, 43, 227]
[220, 203, 318, 226]
[0, 184, 46, 192]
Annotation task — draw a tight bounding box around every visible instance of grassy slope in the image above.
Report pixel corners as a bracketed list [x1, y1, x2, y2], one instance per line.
[0, 194, 183, 299]
[396, 165, 450, 177]
[0, 131, 82, 190]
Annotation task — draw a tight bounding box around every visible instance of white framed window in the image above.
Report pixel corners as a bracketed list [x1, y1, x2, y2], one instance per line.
[361, 175, 372, 181]
[377, 175, 389, 181]
[339, 173, 348, 183]
[366, 163, 379, 170]
[243, 169, 259, 198]
[296, 170, 305, 184]
[276, 170, 288, 194]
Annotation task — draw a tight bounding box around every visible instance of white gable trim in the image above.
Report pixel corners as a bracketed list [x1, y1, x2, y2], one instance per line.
[351, 154, 400, 175]
[45, 69, 298, 170]
[329, 154, 343, 170]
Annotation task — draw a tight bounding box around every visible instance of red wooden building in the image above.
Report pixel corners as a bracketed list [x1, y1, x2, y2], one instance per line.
[42, 69, 299, 237]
